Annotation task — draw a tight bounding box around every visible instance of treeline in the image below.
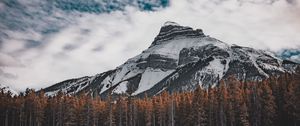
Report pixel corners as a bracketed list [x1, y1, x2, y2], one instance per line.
[1, 73, 300, 126]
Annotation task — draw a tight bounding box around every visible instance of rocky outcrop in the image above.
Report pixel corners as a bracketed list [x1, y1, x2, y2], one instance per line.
[151, 21, 205, 47]
[136, 54, 177, 70]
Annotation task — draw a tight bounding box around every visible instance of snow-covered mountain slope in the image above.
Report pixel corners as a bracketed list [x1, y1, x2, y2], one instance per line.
[42, 21, 300, 97]
[0, 84, 18, 96]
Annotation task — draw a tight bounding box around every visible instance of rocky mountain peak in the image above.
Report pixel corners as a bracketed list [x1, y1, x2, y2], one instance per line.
[151, 22, 205, 46]
[163, 21, 180, 26]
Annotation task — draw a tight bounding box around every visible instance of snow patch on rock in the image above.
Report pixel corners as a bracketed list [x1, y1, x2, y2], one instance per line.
[133, 68, 174, 95]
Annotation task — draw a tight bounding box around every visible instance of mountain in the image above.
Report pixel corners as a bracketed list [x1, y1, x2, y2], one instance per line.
[42, 21, 299, 97]
[0, 84, 18, 96]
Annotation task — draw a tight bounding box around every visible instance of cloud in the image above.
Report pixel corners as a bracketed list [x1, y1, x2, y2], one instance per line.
[290, 55, 300, 63]
[0, 68, 17, 79]
[1, 0, 300, 91]
[0, 52, 23, 67]
[277, 48, 300, 63]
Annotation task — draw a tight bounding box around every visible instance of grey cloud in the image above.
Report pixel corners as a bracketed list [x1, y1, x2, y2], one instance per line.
[0, 69, 17, 79]
[63, 44, 79, 51]
[286, 0, 298, 4]
[0, 53, 22, 67]
[80, 29, 91, 34]
[92, 46, 104, 52]
[25, 40, 42, 48]
[52, 52, 69, 60]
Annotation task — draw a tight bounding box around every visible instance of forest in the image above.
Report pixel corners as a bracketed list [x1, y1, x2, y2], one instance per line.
[1, 72, 300, 126]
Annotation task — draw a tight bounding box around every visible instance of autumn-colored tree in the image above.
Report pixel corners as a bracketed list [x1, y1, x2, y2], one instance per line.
[207, 86, 218, 126]
[260, 81, 276, 126]
[283, 73, 300, 126]
[63, 96, 77, 126]
[217, 80, 228, 126]
[176, 92, 193, 126]
[294, 70, 300, 125]
[35, 91, 47, 126]
[227, 77, 250, 126]
[192, 86, 207, 126]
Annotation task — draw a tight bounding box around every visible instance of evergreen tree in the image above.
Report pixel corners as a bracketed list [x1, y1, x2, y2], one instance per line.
[192, 86, 207, 126]
[217, 80, 228, 126]
[283, 73, 299, 126]
[35, 91, 47, 126]
[260, 81, 276, 126]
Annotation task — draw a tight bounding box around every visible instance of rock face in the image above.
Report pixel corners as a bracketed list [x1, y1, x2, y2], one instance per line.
[152, 21, 205, 46]
[42, 22, 300, 97]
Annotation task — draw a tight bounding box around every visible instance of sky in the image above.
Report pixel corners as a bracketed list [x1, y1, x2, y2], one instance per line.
[0, 0, 300, 91]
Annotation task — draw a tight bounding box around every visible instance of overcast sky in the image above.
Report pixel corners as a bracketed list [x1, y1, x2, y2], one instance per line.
[1, 0, 300, 91]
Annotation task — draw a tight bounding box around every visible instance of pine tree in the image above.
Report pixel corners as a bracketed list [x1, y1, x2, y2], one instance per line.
[260, 81, 276, 126]
[35, 91, 47, 126]
[283, 73, 299, 126]
[227, 77, 250, 126]
[192, 86, 207, 126]
[236, 84, 250, 126]
[92, 97, 106, 126]
[269, 76, 285, 126]
[116, 96, 127, 126]
[217, 80, 228, 126]
[156, 95, 165, 126]
[145, 102, 153, 126]
[207, 87, 217, 126]
[294, 69, 300, 126]
[63, 96, 77, 126]
[227, 77, 237, 126]
[24, 89, 37, 126]
[168, 95, 175, 126]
